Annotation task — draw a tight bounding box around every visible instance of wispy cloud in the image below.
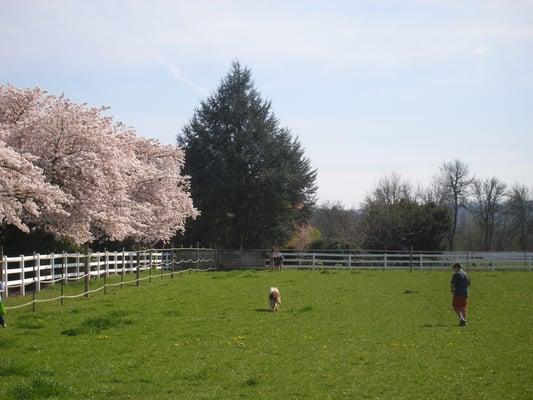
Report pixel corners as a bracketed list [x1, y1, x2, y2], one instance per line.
[156, 56, 208, 96]
[474, 45, 490, 56]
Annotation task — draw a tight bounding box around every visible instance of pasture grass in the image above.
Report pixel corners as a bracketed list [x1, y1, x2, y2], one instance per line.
[1, 269, 532, 399]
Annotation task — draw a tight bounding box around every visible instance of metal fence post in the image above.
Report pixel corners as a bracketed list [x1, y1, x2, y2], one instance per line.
[383, 253, 387, 270]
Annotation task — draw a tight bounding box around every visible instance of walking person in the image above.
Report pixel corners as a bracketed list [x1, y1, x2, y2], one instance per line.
[451, 262, 470, 326]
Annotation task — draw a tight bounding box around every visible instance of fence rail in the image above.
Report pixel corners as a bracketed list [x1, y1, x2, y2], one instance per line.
[279, 250, 533, 271]
[1, 248, 215, 299]
[1, 248, 530, 305]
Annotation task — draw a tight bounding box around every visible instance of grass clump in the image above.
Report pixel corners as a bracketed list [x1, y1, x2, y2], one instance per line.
[61, 310, 134, 336]
[11, 374, 69, 400]
[0, 359, 30, 377]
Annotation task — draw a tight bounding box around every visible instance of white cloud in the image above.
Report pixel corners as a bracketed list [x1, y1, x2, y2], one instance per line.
[1, 1, 531, 70]
[156, 56, 208, 96]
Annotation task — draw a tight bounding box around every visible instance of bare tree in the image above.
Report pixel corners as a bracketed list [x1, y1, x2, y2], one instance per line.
[506, 184, 533, 251]
[366, 172, 413, 206]
[472, 177, 507, 251]
[416, 177, 447, 206]
[310, 201, 362, 247]
[438, 160, 473, 251]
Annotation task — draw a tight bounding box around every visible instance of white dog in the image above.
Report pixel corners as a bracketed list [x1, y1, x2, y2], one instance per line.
[269, 287, 281, 312]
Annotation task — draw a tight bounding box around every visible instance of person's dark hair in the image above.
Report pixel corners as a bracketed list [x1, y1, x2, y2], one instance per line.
[452, 262, 462, 270]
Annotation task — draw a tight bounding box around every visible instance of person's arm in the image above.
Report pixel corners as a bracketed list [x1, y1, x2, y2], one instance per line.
[451, 274, 456, 293]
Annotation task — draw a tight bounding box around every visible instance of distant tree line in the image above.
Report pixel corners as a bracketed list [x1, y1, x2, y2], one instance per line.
[304, 161, 533, 252]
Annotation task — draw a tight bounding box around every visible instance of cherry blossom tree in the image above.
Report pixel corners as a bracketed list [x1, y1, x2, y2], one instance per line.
[0, 137, 70, 232]
[0, 84, 197, 245]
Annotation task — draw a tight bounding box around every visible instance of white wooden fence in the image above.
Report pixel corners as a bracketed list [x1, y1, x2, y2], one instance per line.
[279, 250, 533, 271]
[1, 248, 530, 304]
[1, 248, 215, 299]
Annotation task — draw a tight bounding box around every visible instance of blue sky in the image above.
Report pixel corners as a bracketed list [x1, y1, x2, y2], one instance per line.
[1, 0, 532, 207]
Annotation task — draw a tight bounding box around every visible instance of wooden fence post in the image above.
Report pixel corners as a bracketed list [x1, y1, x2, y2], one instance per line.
[105, 251, 110, 278]
[121, 249, 125, 288]
[32, 252, 36, 312]
[96, 252, 101, 279]
[383, 253, 387, 270]
[170, 249, 174, 279]
[61, 254, 65, 306]
[76, 252, 81, 282]
[84, 247, 90, 299]
[35, 253, 41, 292]
[136, 251, 141, 287]
[62, 252, 67, 285]
[409, 246, 413, 273]
[149, 250, 153, 283]
[129, 252, 134, 274]
[0, 247, 7, 299]
[20, 255, 25, 296]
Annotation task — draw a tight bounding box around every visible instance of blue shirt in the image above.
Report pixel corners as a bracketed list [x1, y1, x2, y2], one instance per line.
[451, 269, 470, 297]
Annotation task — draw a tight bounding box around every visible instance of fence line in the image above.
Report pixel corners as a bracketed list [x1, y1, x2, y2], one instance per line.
[1, 248, 530, 310]
[1, 247, 215, 300]
[5, 267, 214, 311]
[279, 250, 532, 271]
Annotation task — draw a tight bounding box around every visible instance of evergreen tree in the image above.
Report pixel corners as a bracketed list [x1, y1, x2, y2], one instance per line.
[178, 62, 317, 249]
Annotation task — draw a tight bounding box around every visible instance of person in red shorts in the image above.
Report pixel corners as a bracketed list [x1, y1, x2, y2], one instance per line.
[451, 262, 471, 326]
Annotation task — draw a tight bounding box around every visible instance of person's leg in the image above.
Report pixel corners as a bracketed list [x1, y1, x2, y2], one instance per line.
[452, 297, 466, 324]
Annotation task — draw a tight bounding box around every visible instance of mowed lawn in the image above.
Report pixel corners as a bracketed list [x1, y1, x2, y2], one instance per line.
[1, 269, 532, 399]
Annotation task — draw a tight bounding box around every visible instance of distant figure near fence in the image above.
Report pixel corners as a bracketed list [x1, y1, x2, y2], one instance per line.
[271, 249, 284, 271]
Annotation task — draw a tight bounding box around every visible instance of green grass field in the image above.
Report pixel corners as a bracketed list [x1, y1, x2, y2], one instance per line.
[1, 269, 532, 399]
